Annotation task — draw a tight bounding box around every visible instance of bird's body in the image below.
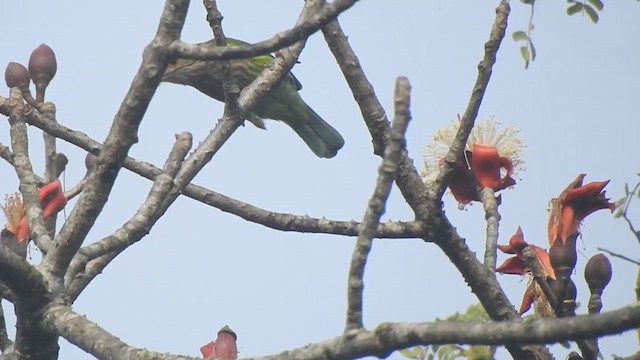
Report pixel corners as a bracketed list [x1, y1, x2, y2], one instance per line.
[162, 38, 344, 158]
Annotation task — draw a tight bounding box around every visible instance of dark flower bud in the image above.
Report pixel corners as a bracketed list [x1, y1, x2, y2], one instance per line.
[549, 234, 577, 277]
[28, 44, 57, 100]
[5, 62, 31, 90]
[585, 253, 612, 293]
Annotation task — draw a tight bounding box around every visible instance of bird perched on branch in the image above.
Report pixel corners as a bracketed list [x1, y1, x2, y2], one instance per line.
[162, 38, 345, 159]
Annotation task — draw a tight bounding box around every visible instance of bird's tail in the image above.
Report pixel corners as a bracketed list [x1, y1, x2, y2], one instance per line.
[289, 105, 344, 158]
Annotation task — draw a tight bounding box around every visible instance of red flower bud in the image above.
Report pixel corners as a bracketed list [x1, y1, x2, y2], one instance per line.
[5, 62, 31, 90]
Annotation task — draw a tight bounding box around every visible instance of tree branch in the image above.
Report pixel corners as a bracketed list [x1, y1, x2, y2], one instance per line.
[346, 77, 411, 331]
[0, 143, 13, 166]
[169, 0, 359, 61]
[64, 132, 193, 300]
[5, 90, 54, 255]
[18, 107, 425, 238]
[257, 304, 640, 360]
[430, 2, 509, 201]
[40, 0, 191, 282]
[480, 188, 500, 270]
[319, 1, 551, 359]
[41, 294, 640, 360]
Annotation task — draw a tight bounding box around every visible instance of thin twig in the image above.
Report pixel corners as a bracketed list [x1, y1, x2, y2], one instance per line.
[170, 0, 359, 61]
[64, 132, 193, 299]
[39, 103, 62, 238]
[621, 182, 640, 243]
[481, 188, 500, 270]
[523, 246, 559, 310]
[597, 247, 640, 266]
[345, 77, 411, 332]
[5, 90, 54, 255]
[431, 1, 510, 201]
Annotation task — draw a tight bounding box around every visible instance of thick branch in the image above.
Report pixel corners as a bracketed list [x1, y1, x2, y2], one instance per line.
[255, 304, 640, 360]
[346, 77, 411, 331]
[40, 0, 191, 282]
[43, 303, 189, 360]
[42, 296, 640, 360]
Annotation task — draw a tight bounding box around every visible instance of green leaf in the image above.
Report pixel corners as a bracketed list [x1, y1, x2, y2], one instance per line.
[512, 31, 529, 42]
[520, 0, 535, 4]
[588, 0, 604, 11]
[399, 347, 424, 359]
[614, 208, 624, 218]
[520, 46, 530, 61]
[584, 4, 599, 23]
[529, 40, 537, 61]
[566, 2, 584, 15]
[519, 46, 531, 69]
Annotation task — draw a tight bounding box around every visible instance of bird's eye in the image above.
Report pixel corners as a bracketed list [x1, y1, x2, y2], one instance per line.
[168, 59, 178, 67]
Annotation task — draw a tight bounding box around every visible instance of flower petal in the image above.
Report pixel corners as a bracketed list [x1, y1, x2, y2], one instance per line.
[518, 285, 535, 315]
[471, 144, 503, 189]
[200, 342, 216, 359]
[508, 226, 528, 255]
[548, 174, 615, 245]
[447, 156, 479, 204]
[531, 245, 556, 280]
[496, 257, 526, 275]
[497, 244, 516, 254]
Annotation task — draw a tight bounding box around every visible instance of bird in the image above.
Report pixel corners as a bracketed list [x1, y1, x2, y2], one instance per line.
[162, 38, 345, 159]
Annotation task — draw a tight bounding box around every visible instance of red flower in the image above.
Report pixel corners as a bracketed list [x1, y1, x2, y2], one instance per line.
[496, 227, 555, 315]
[2, 179, 67, 242]
[447, 145, 516, 204]
[201, 326, 237, 360]
[421, 117, 524, 205]
[547, 174, 615, 246]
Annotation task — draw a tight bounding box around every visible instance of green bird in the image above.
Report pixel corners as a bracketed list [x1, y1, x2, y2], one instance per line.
[162, 38, 345, 158]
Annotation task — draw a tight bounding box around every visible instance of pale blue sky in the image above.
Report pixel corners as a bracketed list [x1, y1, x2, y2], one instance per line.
[2, 1, 639, 359]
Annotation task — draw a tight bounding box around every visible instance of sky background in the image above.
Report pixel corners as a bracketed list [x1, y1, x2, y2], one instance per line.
[2, 1, 639, 359]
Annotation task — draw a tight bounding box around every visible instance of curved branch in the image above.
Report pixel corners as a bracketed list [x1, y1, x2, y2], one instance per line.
[168, 0, 359, 61]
